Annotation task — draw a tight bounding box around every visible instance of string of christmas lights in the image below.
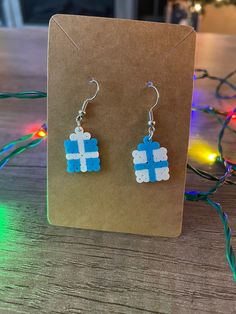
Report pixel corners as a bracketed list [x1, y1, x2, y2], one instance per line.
[188, 69, 236, 186]
[192, 106, 236, 132]
[0, 124, 47, 169]
[194, 68, 236, 99]
[0, 69, 235, 280]
[188, 69, 236, 280]
[185, 109, 236, 281]
[188, 107, 236, 184]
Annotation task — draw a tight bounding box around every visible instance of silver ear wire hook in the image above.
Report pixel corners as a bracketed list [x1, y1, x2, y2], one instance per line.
[146, 81, 160, 139]
[76, 78, 99, 128]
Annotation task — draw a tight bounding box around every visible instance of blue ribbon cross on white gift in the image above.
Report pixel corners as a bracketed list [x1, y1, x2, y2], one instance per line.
[132, 136, 170, 183]
[64, 128, 100, 173]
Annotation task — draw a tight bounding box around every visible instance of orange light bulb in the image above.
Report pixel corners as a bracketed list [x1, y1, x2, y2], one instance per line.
[36, 130, 47, 138]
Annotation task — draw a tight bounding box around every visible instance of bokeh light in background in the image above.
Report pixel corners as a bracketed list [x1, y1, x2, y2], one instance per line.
[188, 139, 218, 164]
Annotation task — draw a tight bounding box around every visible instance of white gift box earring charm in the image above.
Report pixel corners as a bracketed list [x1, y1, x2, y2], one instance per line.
[64, 78, 101, 173]
[132, 82, 170, 183]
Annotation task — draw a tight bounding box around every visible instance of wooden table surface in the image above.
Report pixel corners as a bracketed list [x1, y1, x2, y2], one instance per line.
[0, 29, 236, 314]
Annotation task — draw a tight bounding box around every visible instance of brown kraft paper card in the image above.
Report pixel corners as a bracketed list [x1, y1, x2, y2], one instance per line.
[47, 14, 196, 237]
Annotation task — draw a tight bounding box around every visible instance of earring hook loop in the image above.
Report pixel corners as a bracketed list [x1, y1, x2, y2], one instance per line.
[146, 81, 160, 139]
[76, 78, 100, 128]
[81, 78, 100, 112]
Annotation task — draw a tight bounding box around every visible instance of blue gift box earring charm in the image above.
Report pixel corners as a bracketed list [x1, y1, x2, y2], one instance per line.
[132, 82, 170, 183]
[64, 79, 101, 173]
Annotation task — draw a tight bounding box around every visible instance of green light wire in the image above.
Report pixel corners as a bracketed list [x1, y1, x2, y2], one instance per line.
[187, 163, 235, 185]
[0, 124, 47, 168]
[0, 137, 45, 169]
[188, 107, 236, 183]
[218, 108, 236, 167]
[192, 106, 236, 135]
[0, 91, 46, 99]
[0, 132, 34, 154]
[186, 110, 236, 281]
[207, 198, 236, 280]
[185, 166, 236, 281]
[185, 188, 236, 282]
[195, 68, 236, 99]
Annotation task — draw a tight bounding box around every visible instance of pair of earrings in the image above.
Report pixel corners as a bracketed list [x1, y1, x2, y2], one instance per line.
[64, 79, 170, 183]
